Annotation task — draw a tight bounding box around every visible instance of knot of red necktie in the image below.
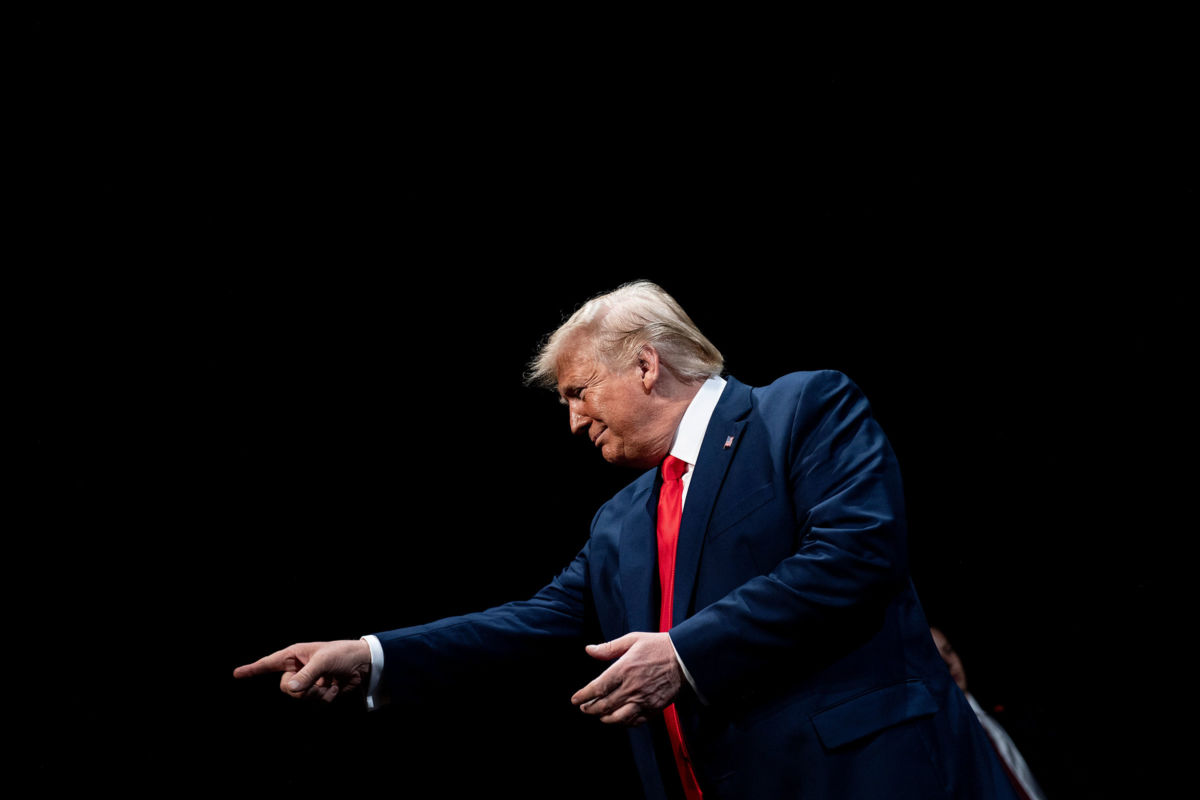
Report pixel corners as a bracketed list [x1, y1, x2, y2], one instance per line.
[662, 454, 688, 483]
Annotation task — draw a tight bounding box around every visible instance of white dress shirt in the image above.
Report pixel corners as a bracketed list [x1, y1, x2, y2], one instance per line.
[662, 375, 727, 700]
[361, 375, 728, 710]
[966, 692, 1048, 800]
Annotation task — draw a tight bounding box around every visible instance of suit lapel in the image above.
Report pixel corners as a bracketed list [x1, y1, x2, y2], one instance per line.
[617, 377, 754, 633]
[672, 377, 753, 625]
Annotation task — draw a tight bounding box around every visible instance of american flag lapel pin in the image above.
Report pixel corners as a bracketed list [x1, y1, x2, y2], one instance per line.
[724, 435, 734, 449]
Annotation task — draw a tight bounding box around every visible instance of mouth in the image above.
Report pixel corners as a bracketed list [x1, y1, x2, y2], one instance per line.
[590, 426, 607, 447]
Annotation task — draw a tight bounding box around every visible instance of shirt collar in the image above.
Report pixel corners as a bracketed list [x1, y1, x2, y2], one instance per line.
[669, 375, 727, 467]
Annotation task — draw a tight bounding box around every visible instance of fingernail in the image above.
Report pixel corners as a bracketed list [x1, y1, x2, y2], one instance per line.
[288, 680, 301, 691]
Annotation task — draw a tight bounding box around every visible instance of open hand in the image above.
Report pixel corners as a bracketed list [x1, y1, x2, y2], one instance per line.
[571, 632, 682, 726]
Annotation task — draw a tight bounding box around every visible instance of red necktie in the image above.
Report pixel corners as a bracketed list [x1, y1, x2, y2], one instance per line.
[657, 455, 704, 800]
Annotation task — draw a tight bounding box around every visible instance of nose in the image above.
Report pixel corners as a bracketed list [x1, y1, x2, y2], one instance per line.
[569, 406, 590, 436]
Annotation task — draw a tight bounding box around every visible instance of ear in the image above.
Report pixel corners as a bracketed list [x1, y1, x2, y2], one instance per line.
[636, 345, 661, 392]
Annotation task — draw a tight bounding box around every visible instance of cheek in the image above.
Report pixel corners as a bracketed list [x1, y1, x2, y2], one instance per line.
[592, 397, 620, 427]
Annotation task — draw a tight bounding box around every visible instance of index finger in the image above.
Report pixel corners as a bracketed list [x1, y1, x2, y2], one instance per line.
[571, 666, 618, 707]
[232, 649, 295, 679]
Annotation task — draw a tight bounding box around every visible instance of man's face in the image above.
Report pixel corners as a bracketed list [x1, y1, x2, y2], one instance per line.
[555, 343, 664, 468]
[931, 628, 968, 693]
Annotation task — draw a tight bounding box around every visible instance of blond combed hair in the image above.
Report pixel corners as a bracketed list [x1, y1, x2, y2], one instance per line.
[525, 280, 724, 389]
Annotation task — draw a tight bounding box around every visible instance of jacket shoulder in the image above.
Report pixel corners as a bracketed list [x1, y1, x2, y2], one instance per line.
[756, 369, 856, 395]
[750, 369, 864, 411]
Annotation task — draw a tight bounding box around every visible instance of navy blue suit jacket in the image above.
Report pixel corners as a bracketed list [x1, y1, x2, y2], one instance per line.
[375, 371, 1018, 799]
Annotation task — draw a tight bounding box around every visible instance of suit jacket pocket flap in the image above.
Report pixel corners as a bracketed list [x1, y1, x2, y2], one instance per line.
[810, 679, 938, 750]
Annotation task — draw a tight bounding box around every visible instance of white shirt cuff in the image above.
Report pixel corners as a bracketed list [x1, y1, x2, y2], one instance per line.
[361, 634, 384, 710]
[668, 632, 707, 705]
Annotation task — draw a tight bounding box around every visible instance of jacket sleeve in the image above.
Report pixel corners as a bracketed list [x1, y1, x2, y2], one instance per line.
[668, 370, 910, 706]
[371, 545, 591, 705]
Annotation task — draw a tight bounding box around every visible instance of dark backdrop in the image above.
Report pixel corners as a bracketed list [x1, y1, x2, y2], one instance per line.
[13, 9, 1189, 798]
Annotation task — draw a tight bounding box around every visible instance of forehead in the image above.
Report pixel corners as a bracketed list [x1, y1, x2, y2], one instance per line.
[555, 345, 603, 389]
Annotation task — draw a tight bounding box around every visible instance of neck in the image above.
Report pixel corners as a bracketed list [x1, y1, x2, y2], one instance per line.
[643, 377, 704, 465]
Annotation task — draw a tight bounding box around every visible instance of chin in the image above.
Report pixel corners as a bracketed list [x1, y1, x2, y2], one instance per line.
[600, 449, 631, 467]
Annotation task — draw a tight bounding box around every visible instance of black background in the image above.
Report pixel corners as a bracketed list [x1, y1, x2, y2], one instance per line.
[13, 8, 1191, 798]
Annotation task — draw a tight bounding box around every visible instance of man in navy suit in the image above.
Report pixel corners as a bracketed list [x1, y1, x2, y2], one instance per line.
[236, 281, 1017, 799]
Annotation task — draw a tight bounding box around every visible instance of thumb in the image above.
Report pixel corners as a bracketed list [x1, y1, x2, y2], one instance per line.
[286, 654, 325, 693]
[585, 632, 642, 661]
[286, 668, 314, 693]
